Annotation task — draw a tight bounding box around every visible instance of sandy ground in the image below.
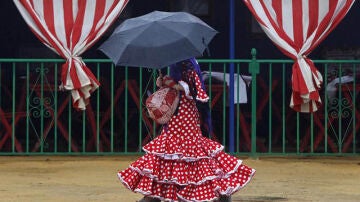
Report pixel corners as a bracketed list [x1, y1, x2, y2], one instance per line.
[0, 156, 359, 202]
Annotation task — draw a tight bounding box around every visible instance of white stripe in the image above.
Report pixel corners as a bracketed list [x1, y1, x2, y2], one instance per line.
[318, 0, 329, 24]
[33, 0, 44, 18]
[332, 0, 346, 21]
[95, 0, 114, 30]
[65, 59, 73, 87]
[14, 0, 58, 52]
[13, 0, 127, 110]
[72, 0, 78, 22]
[74, 0, 96, 52]
[297, 59, 314, 91]
[261, 0, 276, 27]
[81, 0, 128, 53]
[73, 0, 97, 53]
[261, 25, 297, 56]
[52, 0, 68, 50]
[302, 0, 309, 40]
[73, 58, 90, 86]
[13, 0, 46, 43]
[30, 0, 69, 57]
[248, 0, 297, 57]
[281, 0, 294, 41]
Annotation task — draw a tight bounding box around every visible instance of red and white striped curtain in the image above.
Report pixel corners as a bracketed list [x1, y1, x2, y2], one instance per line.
[244, 0, 354, 112]
[14, 0, 129, 110]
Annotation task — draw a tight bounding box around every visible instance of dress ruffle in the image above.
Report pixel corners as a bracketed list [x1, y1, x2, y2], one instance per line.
[142, 131, 224, 161]
[118, 69, 254, 201]
[118, 150, 255, 202]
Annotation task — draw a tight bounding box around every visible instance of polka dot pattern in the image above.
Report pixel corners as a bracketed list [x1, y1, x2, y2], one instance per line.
[117, 70, 255, 201]
[188, 70, 209, 102]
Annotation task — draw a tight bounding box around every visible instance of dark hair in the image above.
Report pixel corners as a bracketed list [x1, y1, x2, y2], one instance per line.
[169, 58, 212, 135]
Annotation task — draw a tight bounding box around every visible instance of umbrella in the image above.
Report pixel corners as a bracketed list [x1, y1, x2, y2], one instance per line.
[98, 10, 218, 69]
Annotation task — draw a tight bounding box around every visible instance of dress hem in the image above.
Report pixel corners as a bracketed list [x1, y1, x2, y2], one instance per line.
[142, 145, 224, 162]
[120, 159, 250, 187]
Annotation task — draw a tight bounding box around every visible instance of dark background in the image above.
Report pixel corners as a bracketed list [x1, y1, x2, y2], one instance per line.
[0, 0, 359, 60]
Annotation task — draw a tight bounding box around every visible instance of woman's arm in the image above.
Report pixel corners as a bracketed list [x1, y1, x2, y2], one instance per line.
[189, 70, 209, 102]
[158, 75, 184, 91]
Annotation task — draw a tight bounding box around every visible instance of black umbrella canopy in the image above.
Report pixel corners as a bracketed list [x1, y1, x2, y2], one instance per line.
[99, 10, 218, 69]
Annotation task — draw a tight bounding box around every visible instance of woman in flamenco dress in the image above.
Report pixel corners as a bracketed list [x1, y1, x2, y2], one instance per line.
[118, 58, 255, 202]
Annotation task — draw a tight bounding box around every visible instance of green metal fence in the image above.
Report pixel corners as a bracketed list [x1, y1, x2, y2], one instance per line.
[0, 53, 359, 156]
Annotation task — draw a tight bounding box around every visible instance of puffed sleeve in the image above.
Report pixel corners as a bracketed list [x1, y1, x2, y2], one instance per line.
[189, 70, 209, 102]
[162, 75, 192, 99]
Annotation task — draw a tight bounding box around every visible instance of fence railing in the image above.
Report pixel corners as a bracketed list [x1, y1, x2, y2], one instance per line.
[0, 52, 359, 156]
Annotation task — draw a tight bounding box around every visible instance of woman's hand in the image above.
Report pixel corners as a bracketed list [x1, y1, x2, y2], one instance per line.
[156, 71, 163, 87]
[174, 84, 184, 91]
[156, 76, 163, 87]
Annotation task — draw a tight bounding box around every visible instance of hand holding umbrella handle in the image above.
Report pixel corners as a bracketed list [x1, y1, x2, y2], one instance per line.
[173, 84, 184, 91]
[156, 70, 163, 87]
[158, 69, 163, 78]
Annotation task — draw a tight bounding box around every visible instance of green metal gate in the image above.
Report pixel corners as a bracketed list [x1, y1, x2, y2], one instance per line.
[0, 53, 359, 156]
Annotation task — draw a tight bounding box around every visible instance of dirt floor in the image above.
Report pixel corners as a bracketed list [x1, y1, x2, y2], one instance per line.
[0, 155, 359, 202]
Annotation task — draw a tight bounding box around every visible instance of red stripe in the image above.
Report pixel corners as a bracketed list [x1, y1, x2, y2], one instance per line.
[20, 0, 65, 57]
[63, 0, 73, 48]
[291, 92, 302, 112]
[65, 0, 94, 89]
[81, 64, 101, 87]
[272, 0, 282, 28]
[84, 0, 130, 50]
[292, 0, 303, 49]
[106, 0, 130, 22]
[43, 0, 56, 38]
[16, 0, 129, 110]
[311, 0, 338, 48]
[29, 0, 34, 8]
[61, 61, 68, 85]
[72, 90, 85, 109]
[69, 59, 82, 89]
[307, 0, 319, 38]
[84, 0, 106, 44]
[243, 0, 354, 113]
[308, 0, 354, 53]
[259, 0, 297, 59]
[328, 0, 355, 32]
[71, 0, 86, 49]
[93, 0, 106, 31]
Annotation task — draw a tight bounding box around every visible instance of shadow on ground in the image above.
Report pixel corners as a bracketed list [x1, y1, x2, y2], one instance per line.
[235, 196, 287, 201]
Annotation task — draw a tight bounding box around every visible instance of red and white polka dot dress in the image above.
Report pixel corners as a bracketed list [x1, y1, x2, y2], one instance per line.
[118, 70, 255, 201]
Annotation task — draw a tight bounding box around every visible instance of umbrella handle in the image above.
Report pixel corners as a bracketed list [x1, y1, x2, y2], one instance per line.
[156, 70, 163, 88]
[203, 37, 211, 57]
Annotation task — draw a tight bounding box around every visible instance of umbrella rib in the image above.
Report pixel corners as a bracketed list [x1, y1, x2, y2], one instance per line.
[98, 11, 217, 68]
